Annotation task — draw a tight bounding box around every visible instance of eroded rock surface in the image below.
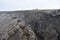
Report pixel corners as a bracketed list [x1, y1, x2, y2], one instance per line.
[0, 18, 37, 40]
[0, 10, 60, 40]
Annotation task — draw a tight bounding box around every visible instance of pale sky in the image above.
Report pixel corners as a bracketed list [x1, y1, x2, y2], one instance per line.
[0, 0, 60, 11]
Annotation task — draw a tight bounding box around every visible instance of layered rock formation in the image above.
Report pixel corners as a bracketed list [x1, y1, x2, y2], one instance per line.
[0, 9, 60, 40]
[0, 17, 37, 40]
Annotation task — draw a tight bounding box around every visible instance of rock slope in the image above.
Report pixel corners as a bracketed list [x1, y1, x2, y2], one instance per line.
[0, 9, 60, 40]
[0, 18, 37, 40]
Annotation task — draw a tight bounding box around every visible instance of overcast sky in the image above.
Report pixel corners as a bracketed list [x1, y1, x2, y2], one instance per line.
[0, 0, 60, 11]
